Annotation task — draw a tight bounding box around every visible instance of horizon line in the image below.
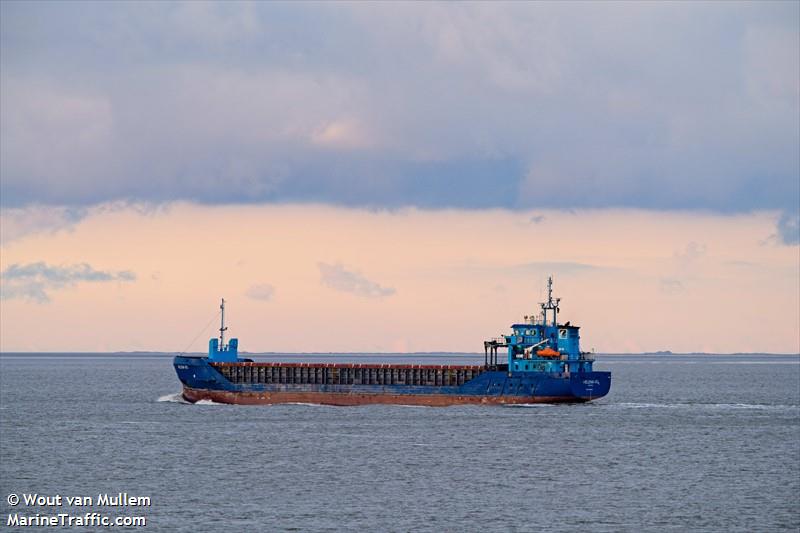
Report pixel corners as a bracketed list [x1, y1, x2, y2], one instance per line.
[1, 351, 798, 357]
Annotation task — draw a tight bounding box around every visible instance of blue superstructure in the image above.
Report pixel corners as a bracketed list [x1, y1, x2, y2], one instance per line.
[173, 279, 611, 406]
[498, 277, 596, 375]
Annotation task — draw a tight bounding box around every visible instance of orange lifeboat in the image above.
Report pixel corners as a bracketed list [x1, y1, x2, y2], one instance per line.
[536, 347, 561, 358]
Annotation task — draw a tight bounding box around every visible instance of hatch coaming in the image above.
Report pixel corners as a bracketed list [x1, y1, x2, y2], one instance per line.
[209, 362, 487, 388]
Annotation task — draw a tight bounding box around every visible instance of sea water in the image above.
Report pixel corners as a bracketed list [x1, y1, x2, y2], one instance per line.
[1, 353, 798, 532]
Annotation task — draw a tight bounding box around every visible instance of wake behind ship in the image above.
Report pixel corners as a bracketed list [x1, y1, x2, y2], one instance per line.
[173, 278, 611, 406]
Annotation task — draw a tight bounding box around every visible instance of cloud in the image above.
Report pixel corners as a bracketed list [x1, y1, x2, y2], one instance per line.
[452, 259, 612, 278]
[777, 211, 799, 245]
[674, 242, 707, 264]
[0, 205, 88, 244]
[0, 262, 135, 303]
[245, 283, 275, 301]
[660, 278, 685, 294]
[0, 3, 797, 213]
[318, 262, 395, 298]
[671, 242, 708, 278]
[0, 201, 172, 244]
[529, 215, 546, 224]
[310, 118, 376, 150]
[517, 261, 607, 274]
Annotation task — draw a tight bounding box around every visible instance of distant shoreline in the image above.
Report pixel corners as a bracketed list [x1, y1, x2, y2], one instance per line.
[1, 351, 799, 357]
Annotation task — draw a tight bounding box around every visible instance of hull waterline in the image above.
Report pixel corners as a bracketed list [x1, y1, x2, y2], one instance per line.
[182, 386, 583, 406]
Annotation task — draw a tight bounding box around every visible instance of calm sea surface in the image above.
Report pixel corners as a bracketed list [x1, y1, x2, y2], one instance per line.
[1, 353, 798, 532]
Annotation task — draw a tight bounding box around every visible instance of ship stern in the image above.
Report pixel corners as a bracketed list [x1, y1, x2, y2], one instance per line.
[569, 371, 611, 401]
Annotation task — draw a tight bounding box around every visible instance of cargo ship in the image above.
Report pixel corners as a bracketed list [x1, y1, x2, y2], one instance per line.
[173, 278, 610, 406]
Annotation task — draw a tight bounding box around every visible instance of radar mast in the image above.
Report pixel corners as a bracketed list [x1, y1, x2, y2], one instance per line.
[540, 276, 561, 327]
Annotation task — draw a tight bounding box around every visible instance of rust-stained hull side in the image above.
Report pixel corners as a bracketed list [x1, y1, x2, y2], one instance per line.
[182, 386, 581, 406]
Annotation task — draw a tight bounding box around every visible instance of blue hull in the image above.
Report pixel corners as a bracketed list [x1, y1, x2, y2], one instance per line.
[174, 356, 611, 406]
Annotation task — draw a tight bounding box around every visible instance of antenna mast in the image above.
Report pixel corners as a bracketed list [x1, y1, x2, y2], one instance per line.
[540, 276, 561, 326]
[219, 298, 228, 348]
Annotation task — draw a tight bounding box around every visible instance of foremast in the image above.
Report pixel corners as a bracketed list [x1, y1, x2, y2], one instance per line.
[219, 298, 228, 348]
[208, 298, 238, 362]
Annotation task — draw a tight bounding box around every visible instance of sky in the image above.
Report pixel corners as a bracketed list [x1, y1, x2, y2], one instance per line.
[1, 1, 798, 353]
